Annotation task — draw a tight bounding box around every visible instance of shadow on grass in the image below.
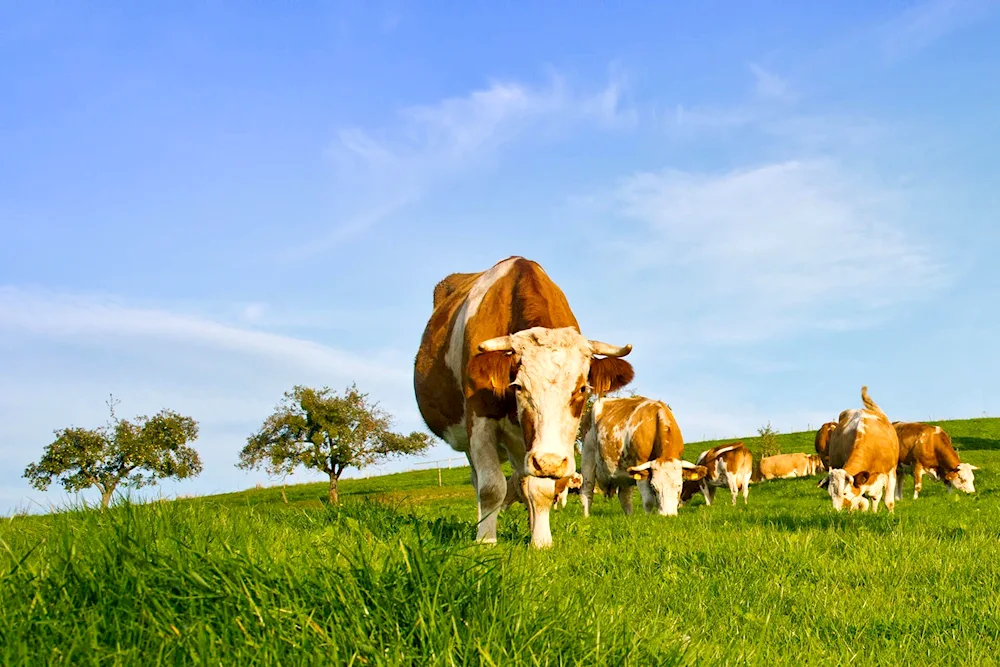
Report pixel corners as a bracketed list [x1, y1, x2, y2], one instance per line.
[745, 511, 901, 534]
[952, 436, 1000, 451]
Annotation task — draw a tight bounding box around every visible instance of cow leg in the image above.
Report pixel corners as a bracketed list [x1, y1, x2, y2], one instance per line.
[728, 477, 739, 505]
[884, 470, 896, 513]
[913, 464, 924, 500]
[523, 476, 557, 549]
[702, 482, 715, 506]
[637, 479, 656, 514]
[741, 477, 750, 504]
[580, 434, 598, 518]
[469, 417, 506, 544]
[618, 485, 635, 515]
[894, 467, 904, 501]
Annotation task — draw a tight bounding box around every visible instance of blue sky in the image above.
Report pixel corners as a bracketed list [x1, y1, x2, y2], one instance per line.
[2, 0, 999, 513]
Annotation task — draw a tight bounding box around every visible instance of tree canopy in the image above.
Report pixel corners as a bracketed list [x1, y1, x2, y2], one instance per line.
[238, 384, 430, 503]
[24, 397, 202, 508]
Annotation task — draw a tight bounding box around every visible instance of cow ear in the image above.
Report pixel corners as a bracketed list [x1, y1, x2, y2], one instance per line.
[627, 465, 651, 481]
[466, 351, 517, 399]
[682, 465, 707, 481]
[853, 471, 870, 486]
[589, 357, 635, 396]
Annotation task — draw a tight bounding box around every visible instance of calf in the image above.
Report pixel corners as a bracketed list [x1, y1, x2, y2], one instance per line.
[819, 386, 899, 512]
[757, 452, 825, 480]
[893, 422, 977, 499]
[814, 422, 837, 467]
[580, 396, 706, 517]
[681, 442, 754, 506]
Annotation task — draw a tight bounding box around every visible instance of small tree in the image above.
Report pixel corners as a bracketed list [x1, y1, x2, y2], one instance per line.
[756, 421, 781, 458]
[23, 396, 201, 509]
[237, 384, 429, 504]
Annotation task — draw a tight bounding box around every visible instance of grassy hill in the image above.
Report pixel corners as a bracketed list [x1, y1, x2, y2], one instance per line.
[2, 418, 1000, 665]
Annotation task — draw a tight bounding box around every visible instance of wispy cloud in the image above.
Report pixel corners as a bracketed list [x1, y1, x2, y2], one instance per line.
[749, 63, 795, 103]
[880, 0, 999, 61]
[289, 69, 637, 258]
[588, 159, 948, 346]
[0, 287, 409, 385]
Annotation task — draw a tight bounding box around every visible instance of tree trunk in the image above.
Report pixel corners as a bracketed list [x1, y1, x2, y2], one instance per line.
[100, 485, 115, 509]
[328, 473, 339, 505]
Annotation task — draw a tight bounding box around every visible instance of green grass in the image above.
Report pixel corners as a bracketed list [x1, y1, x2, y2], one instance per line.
[3, 418, 1000, 665]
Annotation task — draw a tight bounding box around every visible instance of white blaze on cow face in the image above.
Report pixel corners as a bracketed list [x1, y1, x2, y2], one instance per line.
[947, 463, 978, 494]
[627, 459, 704, 516]
[504, 327, 593, 479]
[826, 469, 868, 512]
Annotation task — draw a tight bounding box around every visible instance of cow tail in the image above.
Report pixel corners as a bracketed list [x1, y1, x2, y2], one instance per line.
[861, 386, 889, 421]
[655, 406, 673, 459]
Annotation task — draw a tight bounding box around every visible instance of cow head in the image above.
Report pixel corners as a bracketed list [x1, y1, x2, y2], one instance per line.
[822, 469, 871, 512]
[944, 463, 979, 494]
[628, 459, 707, 516]
[471, 326, 633, 479]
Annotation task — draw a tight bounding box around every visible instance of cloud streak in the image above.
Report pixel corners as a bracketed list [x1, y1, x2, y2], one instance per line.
[591, 159, 948, 346]
[880, 0, 999, 61]
[290, 69, 637, 258]
[0, 287, 409, 385]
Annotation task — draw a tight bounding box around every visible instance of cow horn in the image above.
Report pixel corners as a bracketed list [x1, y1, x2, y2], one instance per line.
[589, 340, 632, 357]
[680, 460, 699, 469]
[478, 336, 514, 353]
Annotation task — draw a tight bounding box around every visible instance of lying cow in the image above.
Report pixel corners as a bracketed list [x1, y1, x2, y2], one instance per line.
[814, 422, 837, 468]
[580, 396, 706, 517]
[819, 386, 898, 512]
[681, 442, 753, 506]
[893, 421, 978, 499]
[757, 452, 826, 480]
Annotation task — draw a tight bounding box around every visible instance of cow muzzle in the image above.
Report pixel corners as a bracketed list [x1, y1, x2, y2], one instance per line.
[527, 453, 571, 479]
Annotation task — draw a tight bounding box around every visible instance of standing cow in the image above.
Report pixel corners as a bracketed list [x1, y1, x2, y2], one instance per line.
[893, 421, 978, 499]
[819, 386, 898, 512]
[814, 422, 838, 468]
[681, 442, 753, 506]
[580, 396, 706, 517]
[414, 256, 634, 548]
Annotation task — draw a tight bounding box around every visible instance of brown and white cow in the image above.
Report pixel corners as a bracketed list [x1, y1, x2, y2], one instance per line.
[580, 396, 706, 517]
[757, 452, 826, 480]
[819, 386, 899, 512]
[893, 421, 978, 499]
[414, 257, 634, 548]
[680, 442, 753, 506]
[814, 422, 837, 468]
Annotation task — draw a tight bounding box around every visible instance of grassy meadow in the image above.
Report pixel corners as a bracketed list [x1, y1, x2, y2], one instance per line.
[3, 418, 1000, 665]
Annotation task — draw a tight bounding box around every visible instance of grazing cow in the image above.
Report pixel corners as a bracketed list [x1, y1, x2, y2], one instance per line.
[814, 422, 838, 467]
[757, 453, 826, 480]
[893, 421, 978, 499]
[502, 472, 581, 511]
[414, 256, 634, 548]
[681, 442, 753, 506]
[580, 396, 707, 517]
[818, 386, 899, 512]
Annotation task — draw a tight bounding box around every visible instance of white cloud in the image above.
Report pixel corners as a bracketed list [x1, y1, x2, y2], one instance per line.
[880, 0, 998, 61]
[293, 69, 637, 258]
[592, 159, 947, 346]
[749, 64, 795, 103]
[0, 287, 408, 385]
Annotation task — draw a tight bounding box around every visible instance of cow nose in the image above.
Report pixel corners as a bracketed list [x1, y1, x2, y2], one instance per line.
[528, 453, 570, 478]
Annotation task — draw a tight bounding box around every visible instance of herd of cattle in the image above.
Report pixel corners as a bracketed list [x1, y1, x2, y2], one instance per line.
[413, 256, 979, 548]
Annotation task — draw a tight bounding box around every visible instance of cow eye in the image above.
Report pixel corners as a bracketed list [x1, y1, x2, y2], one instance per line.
[510, 382, 523, 392]
[577, 386, 588, 394]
